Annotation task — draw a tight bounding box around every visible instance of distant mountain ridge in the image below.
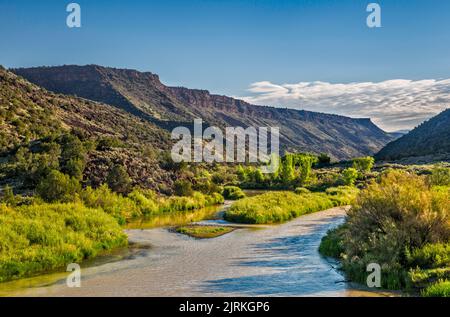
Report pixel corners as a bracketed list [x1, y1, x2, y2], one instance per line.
[376, 108, 450, 161]
[13, 65, 395, 160]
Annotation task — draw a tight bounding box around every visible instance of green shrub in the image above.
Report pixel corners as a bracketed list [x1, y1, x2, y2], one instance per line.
[160, 191, 223, 212]
[0, 202, 127, 282]
[352, 156, 375, 174]
[407, 243, 450, 269]
[63, 158, 85, 180]
[36, 170, 81, 203]
[346, 171, 449, 262]
[409, 267, 450, 289]
[60, 134, 87, 179]
[429, 165, 450, 186]
[321, 170, 450, 294]
[96, 137, 124, 151]
[317, 153, 331, 165]
[1, 185, 16, 206]
[80, 185, 137, 224]
[222, 186, 246, 200]
[325, 186, 359, 205]
[421, 280, 450, 297]
[341, 168, 358, 186]
[294, 187, 310, 195]
[106, 164, 132, 194]
[173, 180, 194, 197]
[127, 188, 159, 216]
[319, 225, 346, 258]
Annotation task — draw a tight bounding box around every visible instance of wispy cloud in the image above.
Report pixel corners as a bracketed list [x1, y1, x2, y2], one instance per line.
[239, 79, 450, 132]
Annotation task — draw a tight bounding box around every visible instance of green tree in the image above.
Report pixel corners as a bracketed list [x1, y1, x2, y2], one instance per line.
[317, 153, 331, 166]
[24, 151, 60, 187]
[352, 156, 375, 174]
[279, 155, 295, 183]
[36, 170, 81, 202]
[295, 155, 317, 185]
[236, 165, 247, 182]
[64, 158, 85, 180]
[159, 151, 187, 171]
[253, 168, 265, 183]
[341, 168, 358, 186]
[60, 135, 87, 179]
[106, 164, 132, 194]
[173, 180, 194, 196]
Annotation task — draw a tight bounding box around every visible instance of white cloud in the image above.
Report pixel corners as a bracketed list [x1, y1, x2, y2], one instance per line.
[238, 79, 450, 132]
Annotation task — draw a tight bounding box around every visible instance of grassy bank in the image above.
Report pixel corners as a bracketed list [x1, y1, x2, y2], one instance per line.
[319, 170, 450, 296]
[80, 185, 224, 224]
[0, 202, 127, 282]
[175, 225, 234, 239]
[0, 186, 224, 282]
[224, 186, 358, 224]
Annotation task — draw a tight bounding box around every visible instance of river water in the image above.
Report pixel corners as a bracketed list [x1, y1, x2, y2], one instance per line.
[0, 203, 394, 297]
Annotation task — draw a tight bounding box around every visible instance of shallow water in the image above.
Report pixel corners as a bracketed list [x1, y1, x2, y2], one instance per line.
[125, 204, 225, 229]
[2, 206, 395, 297]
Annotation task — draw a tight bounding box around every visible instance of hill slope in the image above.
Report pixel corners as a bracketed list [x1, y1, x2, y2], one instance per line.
[0, 66, 174, 190]
[13, 65, 395, 160]
[376, 109, 450, 161]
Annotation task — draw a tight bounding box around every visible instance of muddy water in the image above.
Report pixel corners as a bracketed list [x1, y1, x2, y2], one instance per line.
[2, 206, 394, 297]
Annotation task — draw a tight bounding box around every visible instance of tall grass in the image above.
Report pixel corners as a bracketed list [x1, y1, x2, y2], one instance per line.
[224, 186, 358, 224]
[80, 185, 224, 224]
[0, 202, 127, 282]
[0, 186, 223, 282]
[421, 280, 450, 297]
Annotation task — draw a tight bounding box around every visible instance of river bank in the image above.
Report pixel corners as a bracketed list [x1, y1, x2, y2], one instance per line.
[1, 206, 395, 297]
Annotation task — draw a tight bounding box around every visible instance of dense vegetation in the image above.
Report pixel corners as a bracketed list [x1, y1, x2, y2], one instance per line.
[2, 66, 449, 296]
[0, 202, 127, 282]
[319, 168, 450, 296]
[0, 177, 223, 282]
[0, 67, 174, 192]
[222, 186, 246, 200]
[224, 186, 358, 224]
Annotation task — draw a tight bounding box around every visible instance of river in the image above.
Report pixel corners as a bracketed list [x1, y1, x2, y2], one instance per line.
[0, 201, 395, 297]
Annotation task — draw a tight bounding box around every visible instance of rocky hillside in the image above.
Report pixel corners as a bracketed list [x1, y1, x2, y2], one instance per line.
[0, 66, 175, 190]
[376, 108, 450, 161]
[13, 65, 395, 160]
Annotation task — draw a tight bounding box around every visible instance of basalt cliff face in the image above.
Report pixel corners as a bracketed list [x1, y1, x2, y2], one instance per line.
[13, 65, 395, 159]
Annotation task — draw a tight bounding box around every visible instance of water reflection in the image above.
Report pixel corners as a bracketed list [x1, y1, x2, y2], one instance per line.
[125, 204, 224, 229]
[201, 218, 348, 296]
[0, 245, 146, 296]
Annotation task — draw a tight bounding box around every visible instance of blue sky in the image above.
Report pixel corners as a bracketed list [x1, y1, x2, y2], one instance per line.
[1, 0, 450, 131]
